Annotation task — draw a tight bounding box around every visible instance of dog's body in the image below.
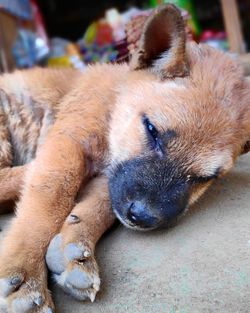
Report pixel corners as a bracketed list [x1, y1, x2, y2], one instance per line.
[0, 5, 249, 313]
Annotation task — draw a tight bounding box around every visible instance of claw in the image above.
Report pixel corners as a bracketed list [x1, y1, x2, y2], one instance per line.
[67, 214, 80, 224]
[89, 291, 96, 303]
[83, 250, 91, 258]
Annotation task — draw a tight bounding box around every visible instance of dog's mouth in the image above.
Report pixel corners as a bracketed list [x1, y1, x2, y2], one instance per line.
[112, 203, 185, 231]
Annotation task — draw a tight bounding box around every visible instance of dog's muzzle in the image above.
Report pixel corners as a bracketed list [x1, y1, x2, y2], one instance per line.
[108, 157, 189, 231]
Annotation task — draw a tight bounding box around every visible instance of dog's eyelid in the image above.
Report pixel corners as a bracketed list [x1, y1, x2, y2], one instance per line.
[188, 173, 219, 184]
[202, 167, 221, 181]
[141, 114, 166, 135]
[142, 115, 157, 137]
[142, 115, 164, 155]
[199, 174, 218, 182]
[189, 166, 222, 184]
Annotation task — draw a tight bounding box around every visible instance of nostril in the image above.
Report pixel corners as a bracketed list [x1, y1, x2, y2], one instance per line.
[125, 201, 159, 229]
[127, 202, 138, 222]
[127, 201, 149, 226]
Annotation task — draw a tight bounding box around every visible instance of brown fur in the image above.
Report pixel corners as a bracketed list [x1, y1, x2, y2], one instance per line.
[0, 4, 249, 312]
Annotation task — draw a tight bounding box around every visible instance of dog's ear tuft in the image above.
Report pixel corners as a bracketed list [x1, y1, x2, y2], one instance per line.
[130, 4, 189, 79]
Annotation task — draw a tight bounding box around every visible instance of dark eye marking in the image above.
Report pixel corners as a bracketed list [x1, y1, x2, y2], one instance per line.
[142, 116, 163, 154]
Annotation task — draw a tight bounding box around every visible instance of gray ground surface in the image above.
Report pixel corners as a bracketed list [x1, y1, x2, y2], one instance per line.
[0, 154, 250, 313]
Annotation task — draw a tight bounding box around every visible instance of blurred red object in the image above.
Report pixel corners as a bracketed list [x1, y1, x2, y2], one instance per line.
[200, 30, 226, 42]
[95, 22, 113, 46]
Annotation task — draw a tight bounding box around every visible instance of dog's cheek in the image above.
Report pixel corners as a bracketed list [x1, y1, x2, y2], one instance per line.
[188, 183, 212, 206]
[109, 118, 145, 163]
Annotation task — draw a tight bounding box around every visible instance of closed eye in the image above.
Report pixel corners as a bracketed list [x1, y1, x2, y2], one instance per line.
[142, 115, 163, 155]
[189, 173, 219, 184]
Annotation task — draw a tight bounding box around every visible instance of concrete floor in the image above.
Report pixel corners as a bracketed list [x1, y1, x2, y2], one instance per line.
[0, 154, 250, 313]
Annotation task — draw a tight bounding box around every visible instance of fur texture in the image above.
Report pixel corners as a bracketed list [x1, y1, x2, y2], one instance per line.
[0, 4, 249, 312]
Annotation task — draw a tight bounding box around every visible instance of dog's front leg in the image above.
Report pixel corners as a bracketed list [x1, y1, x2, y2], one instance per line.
[0, 122, 90, 313]
[46, 175, 115, 302]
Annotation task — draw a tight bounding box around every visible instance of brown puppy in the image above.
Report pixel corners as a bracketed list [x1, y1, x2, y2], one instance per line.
[0, 4, 249, 312]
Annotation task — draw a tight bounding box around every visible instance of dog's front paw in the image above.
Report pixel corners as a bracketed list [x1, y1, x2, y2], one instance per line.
[0, 265, 54, 313]
[46, 234, 100, 302]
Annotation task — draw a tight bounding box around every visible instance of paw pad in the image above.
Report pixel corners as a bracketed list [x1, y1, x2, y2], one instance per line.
[11, 293, 43, 313]
[66, 268, 93, 289]
[0, 267, 54, 312]
[64, 243, 91, 262]
[46, 233, 100, 302]
[45, 235, 65, 275]
[0, 275, 23, 297]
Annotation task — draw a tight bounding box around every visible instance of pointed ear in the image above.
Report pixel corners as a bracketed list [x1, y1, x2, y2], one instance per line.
[129, 4, 189, 79]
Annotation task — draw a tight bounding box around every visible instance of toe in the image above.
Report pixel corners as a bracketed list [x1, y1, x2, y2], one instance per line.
[45, 308, 53, 313]
[11, 293, 43, 313]
[46, 234, 100, 303]
[46, 234, 65, 274]
[53, 259, 100, 302]
[0, 298, 7, 313]
[66, 267, 93, 289]
[64, 243, 91, 261]
[61, 283, 90, 301]
[38, 306, 54, 313]
[0, 275, 24, 297]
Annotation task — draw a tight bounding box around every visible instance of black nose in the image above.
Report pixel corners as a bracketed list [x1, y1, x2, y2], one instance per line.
[127, 201, 158, 228]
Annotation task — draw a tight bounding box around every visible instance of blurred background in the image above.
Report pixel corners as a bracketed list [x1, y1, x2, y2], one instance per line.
[0, 0, 249, 74]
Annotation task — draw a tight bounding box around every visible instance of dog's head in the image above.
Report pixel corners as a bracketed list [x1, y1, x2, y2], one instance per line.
[108, 4, 250, 230]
